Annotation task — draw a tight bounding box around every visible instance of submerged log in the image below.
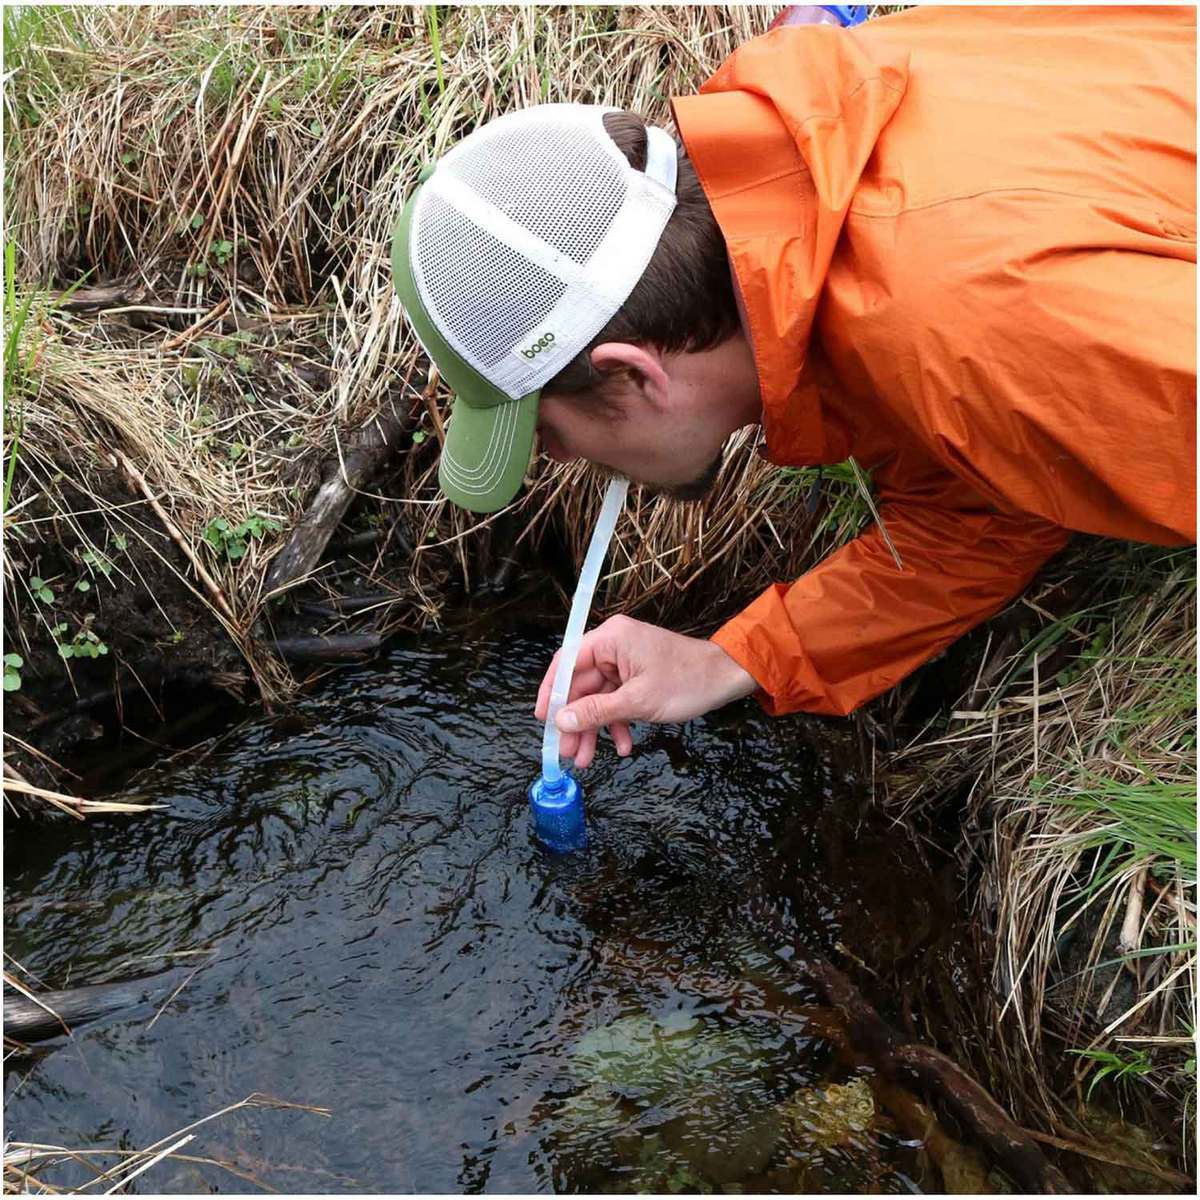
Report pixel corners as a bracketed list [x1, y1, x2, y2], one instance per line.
[268, 634, 381, 663]
[4, 971, 186, 1041]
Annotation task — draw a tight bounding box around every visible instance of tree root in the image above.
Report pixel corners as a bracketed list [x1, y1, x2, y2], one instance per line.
[788, 952, 1072, 1193]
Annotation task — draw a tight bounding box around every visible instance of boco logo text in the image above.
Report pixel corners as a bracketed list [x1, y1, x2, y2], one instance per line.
[520, 332, 556, 359]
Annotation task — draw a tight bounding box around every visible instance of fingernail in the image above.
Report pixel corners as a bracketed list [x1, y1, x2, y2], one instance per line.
[557, 710, 579, 732]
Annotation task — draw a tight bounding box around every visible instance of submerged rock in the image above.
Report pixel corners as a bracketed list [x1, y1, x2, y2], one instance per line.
[780, 1077, 875, 1150]
[570, 1011, 767, 1101]
[566, 1011, 784, 1186]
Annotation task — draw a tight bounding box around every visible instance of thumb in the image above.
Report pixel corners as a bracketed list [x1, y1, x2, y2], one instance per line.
[556, 688, 635, 734]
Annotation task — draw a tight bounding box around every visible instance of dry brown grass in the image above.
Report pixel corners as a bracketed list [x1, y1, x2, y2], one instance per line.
[2, 1092, 331, 1193]
[6, 5, 832, 691]
[886, 541, 1196, 1150]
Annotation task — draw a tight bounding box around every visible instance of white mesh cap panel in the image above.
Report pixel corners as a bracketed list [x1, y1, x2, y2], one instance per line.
[443, 114, 626, 267]
[409, 104, 678, 401]
[414, 193, 567, 370]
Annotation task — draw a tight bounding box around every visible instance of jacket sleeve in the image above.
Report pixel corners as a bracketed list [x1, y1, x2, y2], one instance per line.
[710, 460, 1070, 717]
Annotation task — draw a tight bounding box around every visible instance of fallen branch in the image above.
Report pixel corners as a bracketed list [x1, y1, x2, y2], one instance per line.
[263, 389, 416, 597]
[4, 969, 189, 1042]
[3, 970, 71, 1039]
[296, 592, 400, 618]
[785, 951, 1072, 1193]
[54, 283, 142, 312]
[160, 297, 231, 353]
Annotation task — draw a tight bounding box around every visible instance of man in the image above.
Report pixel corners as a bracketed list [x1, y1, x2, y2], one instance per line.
[392, 6, 1195, 771]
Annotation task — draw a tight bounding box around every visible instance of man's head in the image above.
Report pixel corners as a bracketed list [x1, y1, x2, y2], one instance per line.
[391, 104, 761, 512]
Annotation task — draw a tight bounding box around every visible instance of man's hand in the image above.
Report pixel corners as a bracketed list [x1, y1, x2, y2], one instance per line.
[533, 615, 758, 768]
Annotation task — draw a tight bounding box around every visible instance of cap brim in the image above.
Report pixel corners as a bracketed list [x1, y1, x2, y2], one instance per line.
[437, 388, 539, 514]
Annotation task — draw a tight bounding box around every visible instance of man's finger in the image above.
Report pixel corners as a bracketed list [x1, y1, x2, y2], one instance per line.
[609, 720, 633, 757]
[534, 649, 562, 719]
[536, 664, 607, 722]
[556, 686, 637, 734]
[573, 728, 600, 770]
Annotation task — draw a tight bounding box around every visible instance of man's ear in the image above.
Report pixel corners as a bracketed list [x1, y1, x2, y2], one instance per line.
[590, 342, 669, 411]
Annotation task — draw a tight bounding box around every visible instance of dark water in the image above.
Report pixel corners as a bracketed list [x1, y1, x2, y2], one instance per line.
[4, 618, 957, 1193]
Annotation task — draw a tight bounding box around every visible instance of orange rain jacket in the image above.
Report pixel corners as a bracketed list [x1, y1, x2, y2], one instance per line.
[672, 5, 1196, 718]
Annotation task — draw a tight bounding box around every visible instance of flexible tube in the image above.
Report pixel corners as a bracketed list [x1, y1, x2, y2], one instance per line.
[541, 476, 629, 782]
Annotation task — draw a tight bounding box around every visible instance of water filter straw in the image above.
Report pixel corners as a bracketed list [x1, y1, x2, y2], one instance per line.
[540, 476, 630, 781]
[530, 476, 629, 851]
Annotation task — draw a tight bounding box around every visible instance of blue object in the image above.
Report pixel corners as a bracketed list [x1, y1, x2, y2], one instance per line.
[821, 5, 868, 26]
[528, 770, 587, 853]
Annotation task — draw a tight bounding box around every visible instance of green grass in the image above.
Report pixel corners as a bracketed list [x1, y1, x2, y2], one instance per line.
[2, 5, 87, 127]
[770, 459, 874, 550]
[1048, 774, 1196, 885]
[4, 241, 36, 512]
[1070, 1047, 1157, 1101]
[427, 6, 445, 98]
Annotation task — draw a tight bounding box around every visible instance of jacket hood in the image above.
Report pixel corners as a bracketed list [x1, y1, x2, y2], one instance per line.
[673, 26, 909, 464]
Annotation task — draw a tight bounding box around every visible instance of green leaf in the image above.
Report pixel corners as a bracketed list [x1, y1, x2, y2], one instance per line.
[309, 119, 323, 136]
[226, 541, 246, 561]
[58, 644, 74, 658]
[190, 212, 204, 229]
[3, 670, 20, 691]
[120, 151, 135, 166]
[3, 653, 23, 668]
[113, 534, 128, 552]
[36, 586, 53, 603]
[75, 579, 90, 592]
[412, 429, 427, 444]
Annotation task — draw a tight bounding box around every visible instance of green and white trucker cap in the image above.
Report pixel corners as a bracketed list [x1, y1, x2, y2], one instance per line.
[391, 104, 678, 513]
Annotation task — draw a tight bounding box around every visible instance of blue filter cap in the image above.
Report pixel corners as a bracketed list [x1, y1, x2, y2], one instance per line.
[528, 771, 586, 853]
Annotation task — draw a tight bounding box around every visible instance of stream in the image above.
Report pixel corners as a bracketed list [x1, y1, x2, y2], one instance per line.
[4, 613, 966, 1193]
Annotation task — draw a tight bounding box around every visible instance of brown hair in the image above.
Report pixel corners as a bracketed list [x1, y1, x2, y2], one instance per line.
[544, 111, 738, 398]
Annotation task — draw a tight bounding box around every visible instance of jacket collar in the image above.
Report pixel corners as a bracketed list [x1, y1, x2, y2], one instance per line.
[673, 26, 908, 466]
